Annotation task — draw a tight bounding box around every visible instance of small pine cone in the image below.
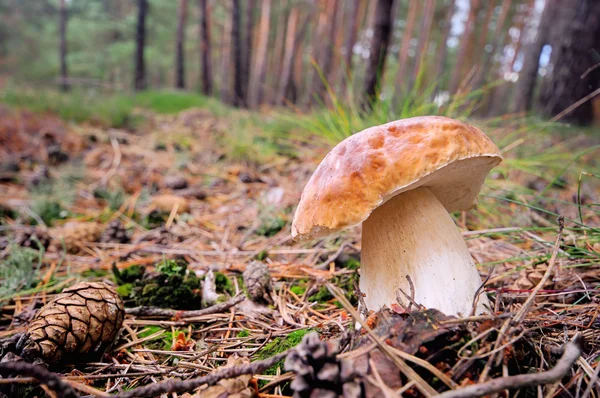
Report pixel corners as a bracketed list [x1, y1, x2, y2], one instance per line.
[100, 220, 130, 244]
[243, 261, 271, 303]
[285, 332, 360, 398]
[15, 228, 51, 250]
[20, 282, 124, 364]
[163, 175, 188, 190]
[52, 222, 102, 252]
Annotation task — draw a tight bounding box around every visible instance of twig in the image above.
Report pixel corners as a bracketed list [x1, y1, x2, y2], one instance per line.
[125, 294, 245, 318]
[110, 350, 290, 398]
[437, 334, 583, 398]
[0, 362, 79, 398]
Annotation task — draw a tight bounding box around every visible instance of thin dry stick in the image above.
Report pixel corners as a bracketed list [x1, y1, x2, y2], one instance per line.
[111, 350, 290, 398]
[437, 335, 583, 398]
[126, 293, 245, 317]
[0, 362, 79, 398]
[325, 282, 438, 397]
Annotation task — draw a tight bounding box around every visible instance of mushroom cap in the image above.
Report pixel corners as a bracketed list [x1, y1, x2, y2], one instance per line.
[292, 116, 502, 241]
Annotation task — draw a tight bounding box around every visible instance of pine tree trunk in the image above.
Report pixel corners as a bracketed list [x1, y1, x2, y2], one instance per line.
[339, 0, 362, 96]
[248, 0, 270, 108]
[175, 0, 188, 89]
[433, 0, 455, 92]
[311, 0, 339, 105]
[303, 1, 329, 107]
[541, 0, 600, 125]
[244, 0, 255, 101]
[276, 7, 299, 105]
[362, 0, 395, 110]
[475, 0, 510, 92]
[514, 0, 555, 113]
[409, 0, 436, 92]
[220, 2, 232, 103]
[134, 0, 148, 91]
[394, 0, 420, 98]
[231, 0, 245, 106]
[449, 0, 481, 94]
[198, 0, 213, 95]
[59, 0, 69, 92]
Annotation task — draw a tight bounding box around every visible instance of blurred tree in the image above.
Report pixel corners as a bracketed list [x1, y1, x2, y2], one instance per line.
[541, 0, 600, 125]
[134, 0, 148, 91]
[220, 2, 232, 103]
[433, 0, 455, 92]
[276, 7, 299, 105]
[514, 0, 555, 113]
[410, 0, 436, 93]
[175, 0, 188, 89]
[59, 0, 69, 91]
[449, 0, 482, 94]
[362, 0, 395, 110]
[394, 0, 420, 100]
[248, 0, 270, 108]
[311, 0, 339, 105]
[198, 0, 213, 95]
[339, 0, 363, 96]
[243, 0, 255, 101]
[232, 0, 244, 106]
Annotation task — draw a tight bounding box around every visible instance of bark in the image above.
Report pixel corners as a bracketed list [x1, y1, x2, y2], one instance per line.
[394, 0, 421, 96]
[362, 0, 395, 110]
[339, 0, 362, 95]
[311, 0, 339, 105]
[248, 0, 270, 108]
[134, 0, 148, 91]
[267, 4, 287, 104]
[198, 0, 213, 95]
[476, 0, 511, 90]
[59, 0, 69, 92]
[219, 2, 232, 103]
[470, 0, 494, 89]
[276, 7, 299, 105]
[303, 1, 329, 107]
[541, 0, 600, 125]
[409, 0, 436, 92]
[509, 0, 535, 72]
[244, 0, 255, 101]
[434, 0, 456, 91]
[514, 0, 555, 113]
[231, 0, 245, 106]
[449, 0, 482, 94]
[175, 0, 188, 89]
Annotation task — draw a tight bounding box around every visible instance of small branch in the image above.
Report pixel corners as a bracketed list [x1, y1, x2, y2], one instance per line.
[0, 362, 79, 398]
[111, 350, 290, 398]
[125, 294, 245, 318]
[438, 334, 584, 398]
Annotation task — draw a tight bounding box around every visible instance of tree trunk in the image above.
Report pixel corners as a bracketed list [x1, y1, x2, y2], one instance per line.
[175, 0, 188, 89]
[541, 0, 600, 125]
[514, 0, 555, 113]
[267, 4, 287, 104]
[362, 0, 395, 110]
[276, 7, 299, 105]
[134, 0, 148, 91]
[394, 0, 420, 97]
[220, 2, 232, 103]
[198, 0, 213, 95]
[449, 0, 481, 94]
[339, 0, 362, 96]
[433, 0, 455, 92]
[409, 0, 436, 92]
[475, 0, 510, 91]
[231, 0, 245, 107]
[244, 0, 255, 101]
[59, 0, 69, 92]
[303, 1, 329, 107]
[311, 0, 339, 105]
[248, 0, 270, 108]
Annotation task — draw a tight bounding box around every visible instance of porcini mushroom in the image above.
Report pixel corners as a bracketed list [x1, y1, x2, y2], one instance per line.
[292, 116, 502, 316]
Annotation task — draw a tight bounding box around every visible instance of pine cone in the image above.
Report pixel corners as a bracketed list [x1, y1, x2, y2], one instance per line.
[15, 228, 51, 250]
[100, 220, 130, 244]
[243, 261, 271, 303]
[285, 333, 362, 398]
[20, 282, 124, 364]
[52, 221, 102, 252]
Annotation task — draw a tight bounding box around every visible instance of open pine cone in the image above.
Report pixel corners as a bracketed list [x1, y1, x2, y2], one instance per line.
[51, 221, 102, 252]
[100, 219, 130, 244]
[15, 228, 51, 250]
[20, 282, 124, 364]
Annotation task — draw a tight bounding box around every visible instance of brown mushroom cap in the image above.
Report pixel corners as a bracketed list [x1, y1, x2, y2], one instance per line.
[292, 116, 502, 240]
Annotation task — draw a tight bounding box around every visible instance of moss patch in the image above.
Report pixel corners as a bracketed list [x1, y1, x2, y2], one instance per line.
[256, 328, 313, 386]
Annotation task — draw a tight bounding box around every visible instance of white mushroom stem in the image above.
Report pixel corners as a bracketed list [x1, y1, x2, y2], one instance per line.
[360, 186, 490, 316]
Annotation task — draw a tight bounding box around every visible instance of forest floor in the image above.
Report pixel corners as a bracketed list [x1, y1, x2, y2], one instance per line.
[0, 98, 599, 397]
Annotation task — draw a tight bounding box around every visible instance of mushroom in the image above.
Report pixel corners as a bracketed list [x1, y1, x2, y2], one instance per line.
[292, 116, 502, 316]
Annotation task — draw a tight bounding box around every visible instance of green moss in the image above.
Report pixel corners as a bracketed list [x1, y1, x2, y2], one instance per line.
[308, 286, 333, 303]
[255, 215, 287, 237]
[156, 259, 187, 277]
[113, 264, 146, 285]
[256, 329, 314, 386]
[116, 283, 133, 298]
[290, 285, 307, 296]
[255, 250, 269, 261]
[238, 329, 250, 338]
[138, 326, 173, 351]
[30, 199, 68, 226]
[215, 272, 235, 295]
[81, 268, 108, 278]
[344, 258, 361, 270]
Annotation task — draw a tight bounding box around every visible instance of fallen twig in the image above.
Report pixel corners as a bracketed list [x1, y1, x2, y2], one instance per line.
[438, 334, 584, 398]
[110, 350, 290, 398]
[125, 293, 245, 318]
[0, 362, 79, 398]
